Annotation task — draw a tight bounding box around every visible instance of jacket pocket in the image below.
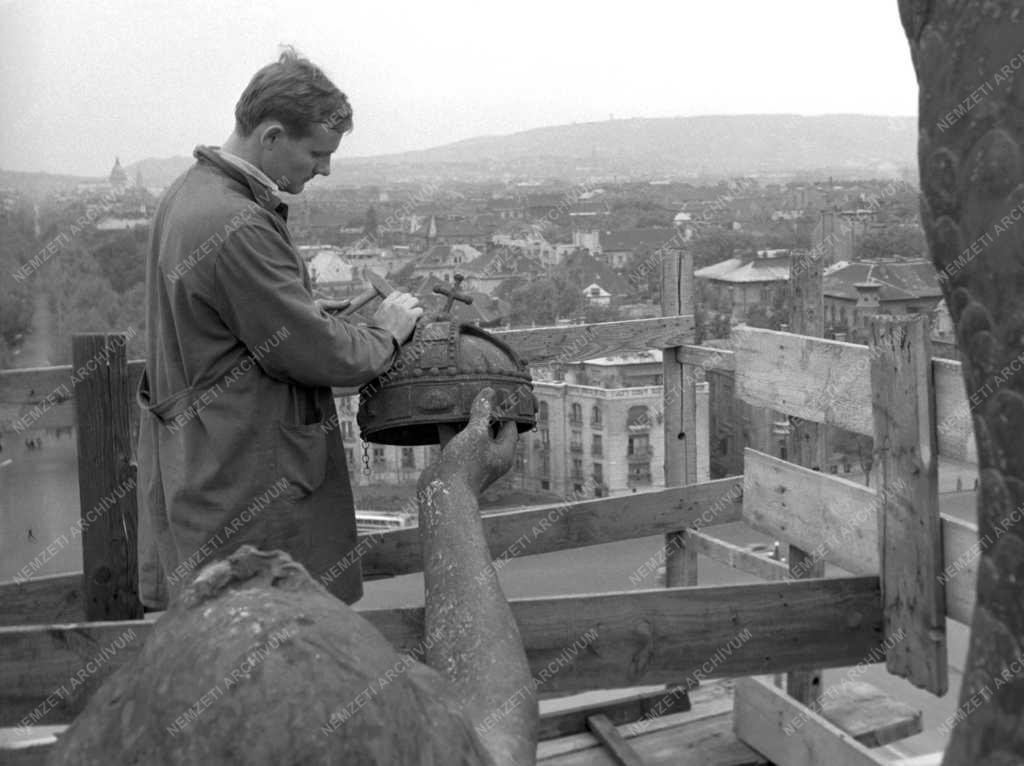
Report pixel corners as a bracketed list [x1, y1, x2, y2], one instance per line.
[274, 419, 329, 500]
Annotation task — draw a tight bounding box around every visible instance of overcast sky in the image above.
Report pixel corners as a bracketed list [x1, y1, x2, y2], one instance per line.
[0, 0, 919, 177]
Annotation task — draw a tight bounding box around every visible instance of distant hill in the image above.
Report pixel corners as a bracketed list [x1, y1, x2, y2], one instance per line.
[3, 115, 918, 190]
[0, 169, 101, 198]
[355, 114, 917, 179]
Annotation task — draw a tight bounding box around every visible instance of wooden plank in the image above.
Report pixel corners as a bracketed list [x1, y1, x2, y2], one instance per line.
[492, 315, 694, 366]
[743, 448, 978, 625]
[539, 681, 751, 763]
[0, 577, 884, 725]
[933, 357, 974, 461]
[0, 728, 59, 766]
[586, 714, 647, 766]
[685, 529, 788, 581]
[732, 327, 873, 434]
[541, 707, 766, 765]
[539, 688, 691, 741]
[677, 344, 735, 372]
[664, 530, 698, 586]
[734, 677, 889, 766]
[0, 360, 144, 435]
[360, 478, 744, 577]
[869, 316, 947, 695]
[661, 249, 699, 589]
[0, 574, 84, 627]
[941, 514, 979, 625]
[71, 334, 142, 622]
[784, 246, 828, 711]
[819, 680, 922, 748]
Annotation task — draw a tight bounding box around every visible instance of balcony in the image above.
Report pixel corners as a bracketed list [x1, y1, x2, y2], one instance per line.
[569, 442, 583, 454]
[568, 416, 584, 428]
[591, 446, 603, 457]
[627, 447, 653, 460]
[590, 418, 603, 429]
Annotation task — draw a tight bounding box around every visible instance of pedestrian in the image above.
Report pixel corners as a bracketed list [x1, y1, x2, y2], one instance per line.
[136, 47, 422, 610]
[27, 528, 35, 543]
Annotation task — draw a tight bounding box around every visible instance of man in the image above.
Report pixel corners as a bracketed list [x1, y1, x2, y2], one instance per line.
[49, 389, 538, 766]
[137, 48, 422, 608]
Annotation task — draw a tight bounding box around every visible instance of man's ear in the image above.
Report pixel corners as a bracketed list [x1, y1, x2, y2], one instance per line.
[258, 122, 286, 150]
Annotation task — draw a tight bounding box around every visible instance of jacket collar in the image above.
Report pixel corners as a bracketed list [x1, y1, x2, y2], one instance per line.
[193, 145, 288, 221]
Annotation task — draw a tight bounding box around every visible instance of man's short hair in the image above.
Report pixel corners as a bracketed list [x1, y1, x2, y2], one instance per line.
[235, 46, 353, 138]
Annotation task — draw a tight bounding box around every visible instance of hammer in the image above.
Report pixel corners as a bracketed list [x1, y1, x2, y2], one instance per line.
[321, 270, 396, 316]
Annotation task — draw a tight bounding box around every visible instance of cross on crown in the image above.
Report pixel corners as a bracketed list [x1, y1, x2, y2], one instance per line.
[433, 273, 474, 316]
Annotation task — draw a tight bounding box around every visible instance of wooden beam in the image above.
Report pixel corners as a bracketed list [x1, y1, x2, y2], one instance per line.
[743, 448, 978, 625]
[818, 680, 923, 748]
[732, 327, 873, 434]
[0, 360, 144, 435]
[661, 249, 699, 588]
[784, 250, 828, 711]
[0, 574, 83, 627]
[492, 315, 694, 366]
[684, 529, 788, 581]
[360, 478, 744, 577]
[734, 678, 889, 766]
[586, 714, 647, 766]
[869, 316, 947, 695]
[0, 576, 883, 725]
[677, 344, 735, 372]
[539, 688, 691, 741]
[539, 682, 765, 765]
[933, 357, 974, 461]
[71, 334, 142, 622]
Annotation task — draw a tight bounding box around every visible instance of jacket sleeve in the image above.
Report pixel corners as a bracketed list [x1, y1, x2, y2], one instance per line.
[211, 217, 399, 388]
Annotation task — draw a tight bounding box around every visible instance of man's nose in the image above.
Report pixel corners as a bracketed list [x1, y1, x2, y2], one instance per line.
[316, 160, 331, 177]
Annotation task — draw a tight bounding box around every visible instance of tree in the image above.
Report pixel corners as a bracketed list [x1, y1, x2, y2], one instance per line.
[855, 225, 926, 260]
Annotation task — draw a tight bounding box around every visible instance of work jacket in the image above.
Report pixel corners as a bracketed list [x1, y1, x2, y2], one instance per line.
[137, 146, 398, 609]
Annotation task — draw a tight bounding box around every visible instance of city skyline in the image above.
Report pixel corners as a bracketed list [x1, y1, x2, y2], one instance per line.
[0, 0, 920, 177]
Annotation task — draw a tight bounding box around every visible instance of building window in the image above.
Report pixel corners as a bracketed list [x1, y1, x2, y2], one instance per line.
[514, 444, 526, 473]
[539, 401, 549, 423]
[591, 404, 602, 427]
[570, 430, 583, 453]
[570, 402, 583, 426]
[541, 480, 550, 490]
[592, 434, 603, 457]
[628, 434, 651, 458]
[571, 457, 584, 481]
[540, 428, 550, 445]
[345, 448, 353, 465]
[340, 421, 354, 439]
[593, 462, 603, 483]
[372, 447, 386, 465]
[627, 405, 650, 433]
[401, 447, 415, 469]
[629, 463, 652, 485]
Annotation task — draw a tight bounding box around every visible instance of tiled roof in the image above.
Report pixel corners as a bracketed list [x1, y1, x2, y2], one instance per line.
[695, 256, 790, 283]
[823, 259, 941, 301]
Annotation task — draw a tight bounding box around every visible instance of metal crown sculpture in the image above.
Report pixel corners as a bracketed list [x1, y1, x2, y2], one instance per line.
[357, 274, 537, 446]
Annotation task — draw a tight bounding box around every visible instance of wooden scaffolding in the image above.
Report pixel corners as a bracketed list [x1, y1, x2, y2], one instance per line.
[0, 251, 974, 764]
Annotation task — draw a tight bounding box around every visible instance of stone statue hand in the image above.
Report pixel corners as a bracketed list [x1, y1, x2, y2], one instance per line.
[419, 387, 518, 497]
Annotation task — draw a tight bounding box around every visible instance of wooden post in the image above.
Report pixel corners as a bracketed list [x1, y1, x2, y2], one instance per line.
[661, 249, 697, 587]
[868, 315, 947, 695]
[784, 249, 826, 710]
[72, 333, 143, 621]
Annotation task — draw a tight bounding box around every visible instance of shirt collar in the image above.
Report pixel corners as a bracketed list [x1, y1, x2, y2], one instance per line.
[193, 145, 288, 220]
[210, 148, 279, 191]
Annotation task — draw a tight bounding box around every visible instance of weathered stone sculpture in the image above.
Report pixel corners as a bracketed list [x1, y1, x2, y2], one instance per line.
[899, 2, 1024, 762]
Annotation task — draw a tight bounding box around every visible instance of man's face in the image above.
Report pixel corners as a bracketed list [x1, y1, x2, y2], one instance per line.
[260, 123, 342, 194]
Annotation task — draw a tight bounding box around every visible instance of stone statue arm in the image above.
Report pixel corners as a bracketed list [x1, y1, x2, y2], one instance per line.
[417, 388, 539, 766]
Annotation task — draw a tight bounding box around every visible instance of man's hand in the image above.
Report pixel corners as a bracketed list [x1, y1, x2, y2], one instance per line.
[371, 291, 423, 345]
[419, 388, 517, 497]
